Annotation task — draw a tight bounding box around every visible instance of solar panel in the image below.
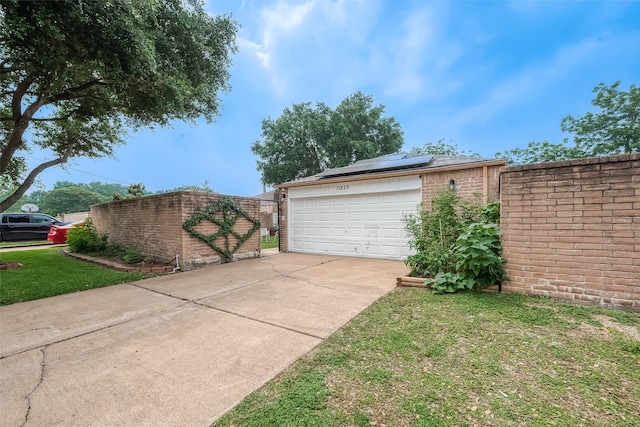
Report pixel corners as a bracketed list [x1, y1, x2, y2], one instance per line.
[317, 153, 433, 178]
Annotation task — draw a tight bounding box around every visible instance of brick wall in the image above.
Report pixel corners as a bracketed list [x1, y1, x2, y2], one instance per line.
[90, 192, 260, 270]
[56, 211, 89, 223]
[421, 164, 502, 207]
[279, 191, 288, 252]
[500, 154, 640, 311]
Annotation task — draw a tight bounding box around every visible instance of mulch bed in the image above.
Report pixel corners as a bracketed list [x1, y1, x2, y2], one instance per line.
[63, 250, 176, 273]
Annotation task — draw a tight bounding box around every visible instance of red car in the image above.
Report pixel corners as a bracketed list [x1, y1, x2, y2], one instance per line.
[47, 221, 84, 244]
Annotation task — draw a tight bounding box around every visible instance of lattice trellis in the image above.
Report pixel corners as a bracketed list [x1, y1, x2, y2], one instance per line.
[182, 197, 260, 263]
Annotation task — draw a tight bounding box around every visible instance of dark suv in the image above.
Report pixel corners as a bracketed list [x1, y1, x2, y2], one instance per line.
[0, 213, 69, 242]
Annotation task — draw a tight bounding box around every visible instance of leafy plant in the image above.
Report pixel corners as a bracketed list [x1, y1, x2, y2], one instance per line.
[403, 190, 463, 276]
[454, 222, 506, 289]
[428, 271, 474, 293]
[480, 200, 501, 224]
[403, 191, 506, 293]
[66, 218, 108, 253]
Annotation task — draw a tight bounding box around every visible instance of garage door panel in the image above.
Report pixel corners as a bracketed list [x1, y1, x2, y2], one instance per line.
[347, 212, 363, 222]
[380, 245, 400, 257]
[332, 212, 346, 221]
[317, 227, 331, 237]
[381, 193, 401, 203]
[318, 212, 331, 222]
[289, 186, 419, 260]
[381, 227, 400, 238]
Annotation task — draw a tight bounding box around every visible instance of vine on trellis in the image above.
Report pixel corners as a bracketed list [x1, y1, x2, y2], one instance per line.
[182, 197, 260, 263]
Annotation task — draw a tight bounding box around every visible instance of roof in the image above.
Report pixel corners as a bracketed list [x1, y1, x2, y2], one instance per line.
[252, 190, 277, 202]
[278, 153, 505, 188]
[316, 153, 433, 178]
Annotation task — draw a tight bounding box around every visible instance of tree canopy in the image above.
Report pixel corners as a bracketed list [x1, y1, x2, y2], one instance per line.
[497, 81, 639, 165]
[411, 140, 480, 157]
[0, 0, 238, 211]
[40, 186, 107, 215]
[561, 81, 640, 156]
[251, 92, 404, 186]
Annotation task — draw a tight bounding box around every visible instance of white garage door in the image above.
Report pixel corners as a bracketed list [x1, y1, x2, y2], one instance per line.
[288, 176, 421, 259]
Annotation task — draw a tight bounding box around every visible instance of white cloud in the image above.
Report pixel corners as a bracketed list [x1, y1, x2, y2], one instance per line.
[235, 1, 381, 99]
[249, 0, 316, 69]
[447, 36, 604, 128]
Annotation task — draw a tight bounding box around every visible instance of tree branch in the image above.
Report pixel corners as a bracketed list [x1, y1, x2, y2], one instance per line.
[0, 146, 74, 212]
[32, 116, 73, 122]
[0, 64, 20, 74]
[0, 95, 46, 175]
[0, 115, 72, 122]
[47, 79, 106, 102]
[12, 74, 34, 122]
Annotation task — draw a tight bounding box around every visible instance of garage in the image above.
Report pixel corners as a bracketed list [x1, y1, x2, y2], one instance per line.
[278, 153, 505, 260]
[288, 175, 421, 259]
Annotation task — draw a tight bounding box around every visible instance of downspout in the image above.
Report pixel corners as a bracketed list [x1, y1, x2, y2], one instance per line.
[277, 189, 282, 252]
[172, 254, 180, 273]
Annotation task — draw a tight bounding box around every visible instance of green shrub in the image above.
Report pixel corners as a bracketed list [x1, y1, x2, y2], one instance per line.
[454, 222, 506, 289]
[429, 221, 507, 294]
[403, 190, 463, 276]
[122, 247, 144, 264]
[429, 271, 475, 293]
[66, 218, 107, 253]
[404, 191, 506, 293]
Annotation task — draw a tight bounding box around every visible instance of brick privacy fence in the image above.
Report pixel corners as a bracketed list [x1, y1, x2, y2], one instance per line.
[56, 211, 89, 223]
[500, 154, 640, 311]
[90, 192, 260, 271]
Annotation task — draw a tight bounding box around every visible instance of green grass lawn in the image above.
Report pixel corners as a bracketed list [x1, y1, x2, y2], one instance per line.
[0, 248, 155, 305]
[215, 289, 640, 427]
[261, 236, 279, 250]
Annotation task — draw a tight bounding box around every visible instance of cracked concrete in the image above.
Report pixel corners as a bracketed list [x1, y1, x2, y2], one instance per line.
[0, 252, 403, 426]
[21, 347, 45, 427]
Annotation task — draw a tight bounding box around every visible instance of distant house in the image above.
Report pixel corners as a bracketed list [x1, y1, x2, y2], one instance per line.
[253, 190, 278, 231]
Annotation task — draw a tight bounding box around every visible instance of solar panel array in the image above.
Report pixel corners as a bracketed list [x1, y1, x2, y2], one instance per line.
[316, 153, 433, 178]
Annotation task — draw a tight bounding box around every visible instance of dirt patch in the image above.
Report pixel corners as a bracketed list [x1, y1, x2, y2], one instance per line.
[594, 315, 640, 341]
[0, 261, 23, 270]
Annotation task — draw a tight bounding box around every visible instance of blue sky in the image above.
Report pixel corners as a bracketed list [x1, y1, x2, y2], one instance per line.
[26, 0, 640, 197]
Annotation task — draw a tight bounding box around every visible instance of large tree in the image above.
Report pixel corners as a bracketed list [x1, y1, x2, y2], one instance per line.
[0, 0, 237, 211]
[497, 81, 639, 165]
[40, 186, 107, 216]
[251, 92, 404, 186]
[561, 81, 640, 155]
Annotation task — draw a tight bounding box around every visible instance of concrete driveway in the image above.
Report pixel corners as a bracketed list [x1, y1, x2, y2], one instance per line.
[0, 252, 404, 426]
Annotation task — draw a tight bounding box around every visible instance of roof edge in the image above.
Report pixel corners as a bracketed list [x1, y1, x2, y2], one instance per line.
[276, 159, 506, 189]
